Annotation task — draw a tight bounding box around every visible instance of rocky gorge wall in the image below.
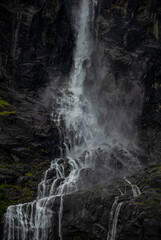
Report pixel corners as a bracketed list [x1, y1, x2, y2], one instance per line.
[0, 0, 161, 239]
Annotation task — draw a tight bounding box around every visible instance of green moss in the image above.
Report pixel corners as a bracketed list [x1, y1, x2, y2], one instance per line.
[0, 111, 17, 116]
[21, 188, 34, 202]
[0, 184, 34, 205]
[0, 164, 7, 169]
[42, 14, 53, 19]
[0, 98, 11, 109]
[25, 172, 33, 177]
[0, 96, 17, 116]
[135, 201, 145, 205]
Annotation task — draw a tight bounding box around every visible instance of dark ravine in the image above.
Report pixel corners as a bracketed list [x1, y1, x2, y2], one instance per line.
[0, 0, 161, 239]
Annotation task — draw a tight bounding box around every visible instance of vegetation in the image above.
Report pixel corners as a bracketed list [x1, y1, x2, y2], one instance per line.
[0, 98, 11, 109]
[42, 14, 53, 19]
[0, 111, 17, 116]
[0, 164, 7, 169]
[25, 172, 33, 177]
[0, 184, 34, 206]
[0, 97, 17, 116]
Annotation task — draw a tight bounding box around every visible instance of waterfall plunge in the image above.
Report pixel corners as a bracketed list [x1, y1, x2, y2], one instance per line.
[57, 0, 104, 157]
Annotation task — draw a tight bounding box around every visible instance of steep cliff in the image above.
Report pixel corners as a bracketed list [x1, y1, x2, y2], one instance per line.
[0, 0, 161, 239]
[0, 0, 74, 226]
[97, 0, 161, 162]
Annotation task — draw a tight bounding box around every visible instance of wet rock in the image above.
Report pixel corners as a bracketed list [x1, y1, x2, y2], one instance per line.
[95, 0, 161, 163]
[43, 168, 161, 240]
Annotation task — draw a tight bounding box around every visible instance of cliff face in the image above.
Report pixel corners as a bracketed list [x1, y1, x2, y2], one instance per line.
[47, 166, 161, 240]
[0, 0, 161, 239]
[0, 0, 74, 227]
[0, 0, 75, 89]
[97, 0, 161, 162]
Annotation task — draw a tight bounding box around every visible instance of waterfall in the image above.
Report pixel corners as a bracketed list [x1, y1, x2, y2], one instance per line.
[3, 0, 143, 239]
[106, 180, 141, 240]
[107, 197, 123, 240]
[57, 0, 104, 157]
[124, 177, 142, 198]
[59, 196, 64, 240]
[3, 1, 99, 239]
[107, 196, 119, 240]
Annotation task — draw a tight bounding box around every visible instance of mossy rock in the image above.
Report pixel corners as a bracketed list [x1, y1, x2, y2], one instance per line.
[0, 97, 17, 116]
[0, 111, 17, 116]
[0, 98, 11, 109]
[42, 14, 53, 19]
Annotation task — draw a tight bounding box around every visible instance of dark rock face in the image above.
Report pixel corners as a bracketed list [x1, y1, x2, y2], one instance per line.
[117, 166, 161, 240]
[0, 0, 74, 90]
[0, 0, 73, 227]
[95, 0, 161, 163]
[47, 167, 161, 240]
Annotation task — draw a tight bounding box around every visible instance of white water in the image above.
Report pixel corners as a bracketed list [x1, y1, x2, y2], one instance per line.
[59, 196, 63, 240]
[56, 0, 105, 157]
[4, 0, 142, 239]
[107, 197, 123, 240]
[107, 179, 141, 240]
[4, 1, 99, 239]
[124, 177, 141, 198]
[107, 196, 119, 240]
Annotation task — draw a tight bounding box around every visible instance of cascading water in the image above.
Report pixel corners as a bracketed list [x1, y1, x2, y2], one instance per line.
[107, 196, 119, 240]
[3, 0, 143, 239]
[3, 1, 99, 239]
[124, 177, 141, 198]
[107, 198, 123, 240]
[107, 178, 141, 240]
[56, 0, 104, 157]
